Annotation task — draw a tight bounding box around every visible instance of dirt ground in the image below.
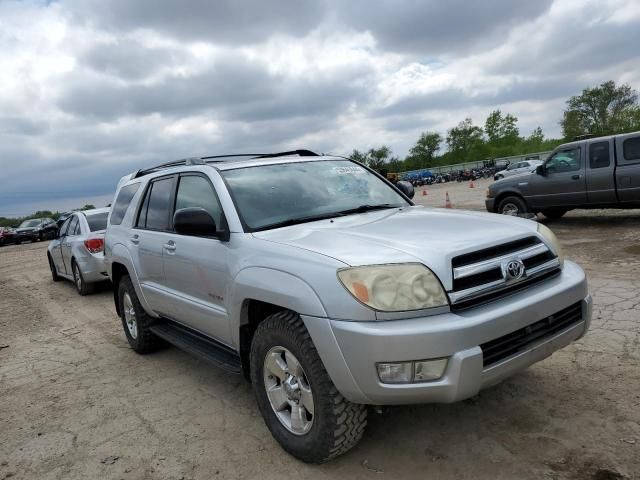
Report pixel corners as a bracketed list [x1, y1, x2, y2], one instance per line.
[1, 181, 639, 480]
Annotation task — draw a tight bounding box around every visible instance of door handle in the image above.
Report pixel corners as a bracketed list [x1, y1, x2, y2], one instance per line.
[163, 241, 176, 252]
[571, 174, 580, 180]
[130, 234, 140, 245]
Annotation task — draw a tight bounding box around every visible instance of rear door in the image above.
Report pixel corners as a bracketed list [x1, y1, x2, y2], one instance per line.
[161, 173, 233, 344]
[586, 139, 617, 204]
[615, 133, 640, 203]
[131, 175, 177, 316]
[527, 145, 588, 209]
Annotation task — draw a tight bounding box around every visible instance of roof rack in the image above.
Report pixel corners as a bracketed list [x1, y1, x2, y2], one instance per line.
[133, 150, 319, 178]
[573, 134, 594, 141]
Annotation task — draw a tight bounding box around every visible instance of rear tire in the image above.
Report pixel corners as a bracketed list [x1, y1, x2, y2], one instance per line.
[117, 275, 163, 353]
[250, 311, 367, 463]
[48, 254, 60, 282]
[497, 196, 530, 216]
[72, 260, 93, 296]
[541, 209, 567, 220]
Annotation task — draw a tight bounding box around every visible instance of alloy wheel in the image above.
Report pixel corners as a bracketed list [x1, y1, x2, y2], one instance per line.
[263, 346, 314, 435]
[123, 292, 138, 340]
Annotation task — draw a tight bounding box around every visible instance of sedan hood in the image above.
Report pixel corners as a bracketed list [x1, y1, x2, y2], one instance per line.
[15, 227, 37, 233]
[253, 206, 540, 290]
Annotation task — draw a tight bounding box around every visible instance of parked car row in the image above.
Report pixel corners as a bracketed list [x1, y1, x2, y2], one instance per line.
[0, 218, 58, 245]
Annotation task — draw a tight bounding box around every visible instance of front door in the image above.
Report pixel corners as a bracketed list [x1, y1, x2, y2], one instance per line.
[50, 217, 71, 275]
[61, 215, 79, 274]
[161, 173, 233, 344]
[527, 146, 588, 209]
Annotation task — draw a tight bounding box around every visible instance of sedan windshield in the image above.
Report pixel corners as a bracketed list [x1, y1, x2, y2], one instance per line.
[19, 219, 40, 228]
[221, 160, 409, 231]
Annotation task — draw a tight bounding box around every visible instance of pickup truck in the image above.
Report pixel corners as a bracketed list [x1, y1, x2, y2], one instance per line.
[486, 131, 640, 218]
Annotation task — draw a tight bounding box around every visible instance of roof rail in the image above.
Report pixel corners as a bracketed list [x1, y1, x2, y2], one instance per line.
[573, 134, 594, 141]
[133, 150, 319, 178]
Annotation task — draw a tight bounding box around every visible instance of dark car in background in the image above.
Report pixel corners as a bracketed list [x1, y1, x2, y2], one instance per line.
[14, 218, 58, 243]
[0, 227, 17, 246]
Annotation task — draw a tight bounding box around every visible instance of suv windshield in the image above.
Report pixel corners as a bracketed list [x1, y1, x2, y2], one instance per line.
[19, 219, 41, 228]
[222, 160, 409, 231]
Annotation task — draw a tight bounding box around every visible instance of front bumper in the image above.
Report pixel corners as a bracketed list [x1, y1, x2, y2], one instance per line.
[302, 260, 590, 405]
[485, 197, 496, 212]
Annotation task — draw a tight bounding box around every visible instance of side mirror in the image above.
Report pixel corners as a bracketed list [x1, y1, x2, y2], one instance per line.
[396, 180, 415, 199]
[174, 207, 217, 237]
[536, 165, 546, 176]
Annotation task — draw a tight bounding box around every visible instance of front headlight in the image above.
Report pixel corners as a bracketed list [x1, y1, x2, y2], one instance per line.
[537, 223, 565, 267]
[337, 263, 448, 312]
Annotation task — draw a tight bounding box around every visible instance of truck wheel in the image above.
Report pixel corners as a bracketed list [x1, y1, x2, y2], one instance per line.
[47, 254, 60, 282]
[250, 311, 367, 463]
[71, 260, 94, 296]
[541, 209, 567, 220]
[498, 196, 529, 216]
[117, 275, 163, 353]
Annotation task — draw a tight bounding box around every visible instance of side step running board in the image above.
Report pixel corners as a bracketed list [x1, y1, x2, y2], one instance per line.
[150, 321, 242, 374]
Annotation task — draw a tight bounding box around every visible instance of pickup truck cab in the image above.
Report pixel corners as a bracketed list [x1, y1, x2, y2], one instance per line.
[486, 131, 640, 218]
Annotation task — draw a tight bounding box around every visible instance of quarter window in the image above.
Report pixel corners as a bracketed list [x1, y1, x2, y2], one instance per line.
[175, 175, 224, 231]
[144, 177, 174, 231]
[110, 183, 140, 225]
[623, 137, 640, 162]
[589, 141, 610, 169]
[546, 147, 581, 173]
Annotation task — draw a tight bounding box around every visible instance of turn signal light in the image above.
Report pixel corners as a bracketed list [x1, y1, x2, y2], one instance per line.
[84, 238, 104, 253]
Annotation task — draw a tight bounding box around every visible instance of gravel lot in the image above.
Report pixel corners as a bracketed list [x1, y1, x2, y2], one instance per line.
[1, 181, 639, 480]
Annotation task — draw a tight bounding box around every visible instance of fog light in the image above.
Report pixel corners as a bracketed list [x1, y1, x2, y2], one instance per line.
[377, 362, 412, 384]
[414, 358, 448, 382]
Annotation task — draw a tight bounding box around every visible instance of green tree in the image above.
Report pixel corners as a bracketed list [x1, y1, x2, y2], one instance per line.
[485, 110, 519, 144]
[348, 149, 367, 164]
[366, 146, 392, 172]
[560, 80, 639, 139]
[80, 204, 96, 211]
[407, 132, 442, 169]
[446, 118, 484, 161]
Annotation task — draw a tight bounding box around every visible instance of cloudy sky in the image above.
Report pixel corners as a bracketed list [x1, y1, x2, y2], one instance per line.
[1, 0, 639, 216]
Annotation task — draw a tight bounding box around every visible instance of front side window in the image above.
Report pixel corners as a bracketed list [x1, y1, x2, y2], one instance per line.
[143, 177, 174, 231]
[110, 183, 140, 225]
[67, 216, 79, 236]
[222, 160, 409, 231]
[589, 141, 610, 169]
[175, 175, 224, 230]
[58, 217, 72, 237]
[546, 147, 581, 173]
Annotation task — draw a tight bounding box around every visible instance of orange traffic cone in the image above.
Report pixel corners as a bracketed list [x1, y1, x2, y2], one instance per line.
[445, 192, 453, 208]
[469, 180, 475, 188]
[422, 189, 428, 196]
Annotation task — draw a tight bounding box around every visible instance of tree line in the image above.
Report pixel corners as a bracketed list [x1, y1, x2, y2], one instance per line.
[0, 205, 96, 228]
[351, 80, 640, 173]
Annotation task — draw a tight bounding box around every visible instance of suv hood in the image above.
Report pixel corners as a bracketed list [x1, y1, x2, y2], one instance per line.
[253, 206, 539, 290]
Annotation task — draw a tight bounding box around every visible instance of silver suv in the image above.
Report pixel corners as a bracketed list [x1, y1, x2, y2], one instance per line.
[105, 151, 591, 463]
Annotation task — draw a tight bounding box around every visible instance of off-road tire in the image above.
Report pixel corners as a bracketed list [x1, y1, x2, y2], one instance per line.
[47, 254, 60, 282]
[541, 208, 567, 220]
[117, 275, 163, 354]
[498, 195, 530, 216]
[72, 260, 94, 296]
[250, 310, 367, 463]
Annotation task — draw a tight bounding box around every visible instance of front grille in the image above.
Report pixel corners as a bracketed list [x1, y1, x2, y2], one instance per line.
[449, 236, 561, 311]
[480, 302, 583, 367]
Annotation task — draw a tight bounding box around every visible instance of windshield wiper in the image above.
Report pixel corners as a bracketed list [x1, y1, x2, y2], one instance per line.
[256, 204, 402, 231]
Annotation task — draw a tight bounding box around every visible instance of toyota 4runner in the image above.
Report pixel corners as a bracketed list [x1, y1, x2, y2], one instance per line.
[105, 150, 591, 463]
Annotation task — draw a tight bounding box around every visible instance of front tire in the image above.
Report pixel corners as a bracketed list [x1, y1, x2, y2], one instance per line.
[117, 275, 163, 353]
[48, 254, 60, 282]
[250, 311, 367, 463]
[498, 196, 530, 216]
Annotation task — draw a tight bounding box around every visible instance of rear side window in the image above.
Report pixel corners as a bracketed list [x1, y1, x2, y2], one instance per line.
[142, 177, 174, 231]
[623, 137, 640, 162]
[110, 183, 140, 225]
[86, 212, 109, 232]
[589, 141, 610, 169]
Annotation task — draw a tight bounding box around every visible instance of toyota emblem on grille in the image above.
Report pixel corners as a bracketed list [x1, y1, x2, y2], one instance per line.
[503, 259, 525, 282]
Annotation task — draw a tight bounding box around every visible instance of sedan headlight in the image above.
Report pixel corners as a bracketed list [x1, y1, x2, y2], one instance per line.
[337, 263, 448, 312]
[537, 223, 565, 267]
